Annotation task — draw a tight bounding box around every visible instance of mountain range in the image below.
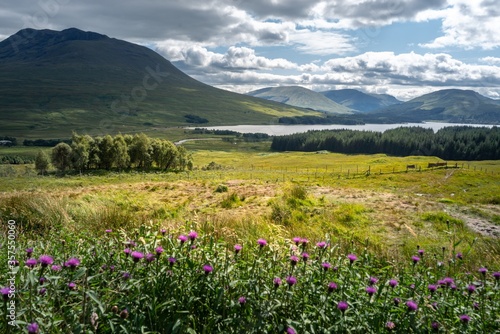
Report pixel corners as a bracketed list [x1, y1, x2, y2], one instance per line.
[0, 28, 499, 140]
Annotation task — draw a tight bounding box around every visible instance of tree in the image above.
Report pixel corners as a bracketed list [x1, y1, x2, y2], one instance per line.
[70, 133, 92, 173]
[51, 143, 72, 172]
[98, 135, 114, 170]
[34, 150, 50, 175]
[129, 133, 152, 169]
[112, 134, 130, 170]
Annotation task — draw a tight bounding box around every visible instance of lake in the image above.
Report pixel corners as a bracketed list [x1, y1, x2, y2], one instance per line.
[189, 122, 495, 136]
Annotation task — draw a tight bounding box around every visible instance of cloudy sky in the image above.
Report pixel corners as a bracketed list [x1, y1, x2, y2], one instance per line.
[1, 0, 499, 100]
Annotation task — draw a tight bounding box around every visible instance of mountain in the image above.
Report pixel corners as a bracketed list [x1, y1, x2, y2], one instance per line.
[368, 89, 500, 124]
[246, 86, 353, 115]
[0, 28, 316, 138]
[320, 89, 401, 112]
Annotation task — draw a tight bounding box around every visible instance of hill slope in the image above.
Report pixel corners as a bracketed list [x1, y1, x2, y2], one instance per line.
[247, 86, 353, 114]
[320, 89, 401, 112]
[369, 89, 500, 124]
[0, 28, 317, 138]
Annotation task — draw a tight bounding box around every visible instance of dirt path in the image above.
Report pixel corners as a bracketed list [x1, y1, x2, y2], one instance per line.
[451, 210, 500, 237]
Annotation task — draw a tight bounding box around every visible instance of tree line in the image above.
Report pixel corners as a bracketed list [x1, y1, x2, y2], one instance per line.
[35, 133, 192, 174]
[271, 126, 500, 160]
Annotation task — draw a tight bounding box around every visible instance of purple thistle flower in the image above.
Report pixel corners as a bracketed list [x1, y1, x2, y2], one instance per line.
[493, 272, 500, 280]
[386, 321, 395, 331]
[168, 257, 177, 266]
[203, 264, 213, 274]
[456, 252, 463, 260]
[160, 228, 167, 235]
[292, 237, 301, 245]
[273, 277, 282, 288]
[188, 230, 198, 241]
[301, 252, 309, 262]
[443, 277, 454, 286]
[238, 296, 246, 305]
[122, 272, 131, 280]
[300, 238, 309, 246]
[286, 327, 297, 334]
[178, 235, 188, 244]
[286, 276, 297, 286]
[467, 284, 476, 294]
[406, 300, 418, 312]
[120, 309, 129, 319]
[234, 244, 242, 254]
[290, 255, 299, 266]
[316, 241, 327, 249]
[389, 279, 398, 288]
[68, 282, 76, 290]
[473, 302, 480, 310]
[321, 262, 332, 271]
[126, 240, 136, 247]
[38, 255, 54, 267]
[39, 277, 46, 285]
[64, 257, 80, 269]
[450, 284, 457, 291]
[257, 238, 267, 247]
[478, 267, 487, 275]
[124, 248, 131, 256]
[366, 286, 377, 296]
[369, 277, 378, 285]
[393, 298, 400, 306]
[26, 247, 34, 257]
[337, 301, 348, 313]
[1, 287, 10, 301]
[51, 264, 61, 271]
[27, 322, 39, 334]
[411, 256, 420, 264]
[409, 284, 415, 290]
[109, 265, 115, 272]
[145, 253, 155, 263]
[428, 284, 437, 293]
[155, 246, 164, 256]
[347, 254, 357, 263]
[131, 251, 144, 263]
[431, 322, 440, 331]
[327, 282, 338, 293]
[39, 288, 47, 296]
[105, 229, 112, 233]
[25, 258, 37, 268]
[417, 249, 424, 256]
[459, 314, 470, 324]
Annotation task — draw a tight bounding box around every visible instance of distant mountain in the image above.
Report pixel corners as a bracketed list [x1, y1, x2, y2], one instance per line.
[0, 28, 316, 138]
[247, 86, 353, 115]
[369, 89, 500, 124]
[320, 89, 401, 113]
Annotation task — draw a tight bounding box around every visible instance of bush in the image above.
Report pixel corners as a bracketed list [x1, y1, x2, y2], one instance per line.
[215, 184, 228, 193]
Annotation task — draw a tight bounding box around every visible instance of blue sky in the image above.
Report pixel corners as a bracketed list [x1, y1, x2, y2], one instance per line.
[1, 0, 499, 101]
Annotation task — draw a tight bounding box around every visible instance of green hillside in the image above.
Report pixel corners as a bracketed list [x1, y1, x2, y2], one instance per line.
[321, 89, 401, 112]
[0, 28, 318, 139]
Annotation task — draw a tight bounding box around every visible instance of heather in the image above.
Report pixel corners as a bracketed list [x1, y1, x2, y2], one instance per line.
[1, 226, 499, 333]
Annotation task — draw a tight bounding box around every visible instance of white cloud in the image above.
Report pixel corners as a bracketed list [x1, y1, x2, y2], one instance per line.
[480, 57, 500, 65]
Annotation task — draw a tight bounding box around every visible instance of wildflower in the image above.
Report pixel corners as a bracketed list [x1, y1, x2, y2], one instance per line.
[126, 240, 136, 248]
[286, 327, 297, 334]
[178, 235, 188, 244]
[337, 301, 348, 313]
[203, 265, 213, 274]
[493, 272, 500, 280]
[238, 296, 246, 305]
[39, 277, 46, 285]
[290, 255, 299, 266]
[301, 252, 309, 262]
[155, 246, 164, 256]
[39, 288, 46, 296]
[369, 277, 378, 285]
[64, 257, 80, 269]
[1, 287, 10, 301]
[145, 253, 155, 263]
[111, 305, 119, 314]
[459, 314, 470, 324]
[456, 252, 463, 260]
[450, 284, 457, 291]
[467, 284, 476, 294]
[188, 230, 198, 241]
[300, 238, 309, 246]
[131, 251, 144, 263]
[168, 257, 176, 266]
[124, 248, 131, 256]
[26, 258, 37, 268]
[327, 282, 337, 293]
[38, 255, 54, 268]
[366, 286, 377, 296]
[109, 265, 115, 272]
[428, 284, 437, 293]
[386, 321, 396, 331]
[321, 262, 332, 271]
[473, 302, 480, 310]
[51, 264, 62, 271]
[406, 300, 418, 312]
[393, 298, 400, 306]
[389, 279, 398, 288]
[120, 309, 129, 319]
[286, 276, 297, 286]
[431, 322, 440, 331]
[442, 277, 454, 286]
[347, 254, 357, 264]
[257, 238, 267, 247]
[292, 237, 301, 245]
[105, 229, 112, 233]
[26, 247, 34, 257]
[417, 249, 424, 256]
[27, 322, 39, 334]
[316, 241, 327, 249]
[234, 244, 242, 254]
[273, 277, 282, 288]
[411, 256, 420, 264]
[68, 282, 76, 290]
[160, 228, 167, 235]
[478, 267, 487, 276]
[122, 272, 131, 280]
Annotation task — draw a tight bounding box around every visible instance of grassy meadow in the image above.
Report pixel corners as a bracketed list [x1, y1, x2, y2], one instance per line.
[1, 140, 500, 332]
